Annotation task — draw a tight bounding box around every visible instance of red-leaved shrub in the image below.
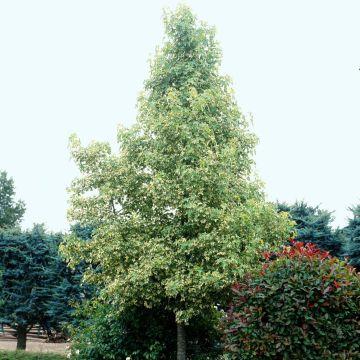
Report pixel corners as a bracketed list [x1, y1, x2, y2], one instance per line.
[223, 241, 360, 359]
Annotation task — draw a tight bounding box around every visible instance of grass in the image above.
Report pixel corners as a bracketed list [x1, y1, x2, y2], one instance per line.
[0, 350, 66, 360]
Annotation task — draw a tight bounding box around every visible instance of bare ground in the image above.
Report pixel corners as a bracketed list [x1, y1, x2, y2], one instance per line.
[0, 327, 68, 355]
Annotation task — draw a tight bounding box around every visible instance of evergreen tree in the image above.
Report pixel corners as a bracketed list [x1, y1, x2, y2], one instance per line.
[46, 277, 80, 335]
[46, 226, 94, 335]
[277, 201, 342, 257]
[0, 171, 25, 229]
[0, 225, 54, 349]
[62, 6, 291, 359]
[0, 218, 87, 347]
[342, 205, 360, 270]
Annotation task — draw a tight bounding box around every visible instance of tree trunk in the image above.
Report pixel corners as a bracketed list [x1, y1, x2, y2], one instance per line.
[16, 325, 27, 350]
[177, 322, 186, 360]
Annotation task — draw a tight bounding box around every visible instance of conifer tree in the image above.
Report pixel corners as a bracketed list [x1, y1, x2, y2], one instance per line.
[46, 226, 94, 334]
[62, 6, 290, 359]
[0, 226, 86, 347]
[0, 171, 25, 229]
[277, 201, 342, 257]
[0, 225, 58, 349]
[343, 205, 360, 270]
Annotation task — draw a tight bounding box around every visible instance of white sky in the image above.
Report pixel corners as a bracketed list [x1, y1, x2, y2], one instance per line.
[1, 1, 359, 232]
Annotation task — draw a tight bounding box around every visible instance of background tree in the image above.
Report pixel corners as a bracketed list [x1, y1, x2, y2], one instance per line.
[342, 204, 360, 270]
[0, 225, 81, 349]
[62, 6, 291, 359]
[277, 201, 342, 257]
[46, 225, 94, 336]
[0, 171, 25, 229]
[0, 225, 54, 349]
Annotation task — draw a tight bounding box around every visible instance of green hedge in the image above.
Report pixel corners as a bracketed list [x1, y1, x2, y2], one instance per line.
[0, 351, 66, 360]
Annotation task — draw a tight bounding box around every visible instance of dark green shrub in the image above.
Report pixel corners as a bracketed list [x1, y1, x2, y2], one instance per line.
[223, 241, 360, 359]
[69, 302, 222, 359]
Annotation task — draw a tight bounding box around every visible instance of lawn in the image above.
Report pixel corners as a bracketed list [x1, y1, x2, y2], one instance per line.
[0, 351, 66, 360]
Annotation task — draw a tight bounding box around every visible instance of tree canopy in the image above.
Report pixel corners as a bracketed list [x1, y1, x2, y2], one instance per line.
[0, 171, 25, 229]
[61, 5, 291, 358]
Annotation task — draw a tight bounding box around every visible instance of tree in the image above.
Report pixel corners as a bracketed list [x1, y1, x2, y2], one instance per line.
[62, 6, 291, 359]
[277, 201, 342, 257]
[0, 225, 54, 349]
[0, 225, 68, 349]
[46, 229, 93, 338]
[342, 205, 360, 270]
[46, 225, 94, 336]
[0, 171, 25, 229]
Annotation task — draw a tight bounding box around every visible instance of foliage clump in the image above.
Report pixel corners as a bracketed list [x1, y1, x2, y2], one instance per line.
[68, 302, 222, 360]
[223, 241, 360, 359]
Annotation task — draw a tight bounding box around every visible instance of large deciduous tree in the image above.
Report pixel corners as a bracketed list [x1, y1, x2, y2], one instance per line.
[62, 6, 290, 359]
[0, 171, 25, 229]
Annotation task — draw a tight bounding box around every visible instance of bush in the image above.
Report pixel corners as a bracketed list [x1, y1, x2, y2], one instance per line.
[69, 302, 222, 359]
[223, 241, 360, 359]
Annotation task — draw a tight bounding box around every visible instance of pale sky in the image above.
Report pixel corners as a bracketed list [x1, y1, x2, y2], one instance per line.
[1, 1, 359, 232]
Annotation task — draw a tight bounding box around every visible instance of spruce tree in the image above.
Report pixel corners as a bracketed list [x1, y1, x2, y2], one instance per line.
[343, 205, 360, 270]
[0, 171, 25, 229]
[62, 6, 290, 359]
[46, 226, 94, 334]
[0, 225, 57, 349]
[277, 201, 342, 257]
